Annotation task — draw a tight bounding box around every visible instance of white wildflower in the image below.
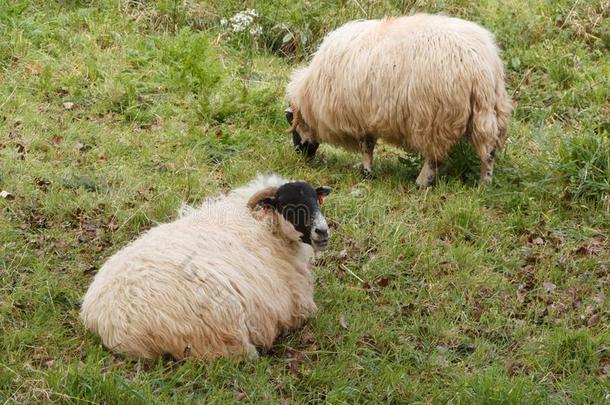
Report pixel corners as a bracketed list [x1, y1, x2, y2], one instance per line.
[222, 9, 262, 36]
[249, 25, 262, 36]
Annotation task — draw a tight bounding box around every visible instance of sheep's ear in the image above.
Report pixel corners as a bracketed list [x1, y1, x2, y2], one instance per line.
[285, 107, 294, 125]
[247, 187, 278, 210]
[258, 197, 277, 211]
[315, 186, 332, 197]
[285, 107, 300, 133]
[315, 186, 332, 204]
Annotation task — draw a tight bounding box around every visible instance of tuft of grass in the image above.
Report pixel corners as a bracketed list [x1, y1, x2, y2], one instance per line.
[541, 329, 603, 376]
[555, 132, 610, 202]
[450, 367, 551, 404]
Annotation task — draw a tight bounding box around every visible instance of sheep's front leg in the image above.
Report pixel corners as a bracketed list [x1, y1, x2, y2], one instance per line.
[245, 343, 259, 360]
[360, 136, 376, 178]
[415, 159, 438, 187]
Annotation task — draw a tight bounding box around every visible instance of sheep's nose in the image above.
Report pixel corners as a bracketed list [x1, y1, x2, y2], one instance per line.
[312, 227, 329, 251]
[314, 228, 328, 238]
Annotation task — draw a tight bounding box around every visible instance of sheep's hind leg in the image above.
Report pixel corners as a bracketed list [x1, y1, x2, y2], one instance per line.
[478, 147, 496, 186]
[360, 136, 376, 178]
[415, 159, 438, 187]
[470, 107, 500, 186]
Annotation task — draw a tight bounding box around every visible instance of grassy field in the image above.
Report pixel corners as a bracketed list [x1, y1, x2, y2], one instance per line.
[1, 0, 609, 403]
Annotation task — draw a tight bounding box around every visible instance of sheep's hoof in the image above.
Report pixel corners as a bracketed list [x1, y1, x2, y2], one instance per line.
[415, 174, 434, 188]
[245, 345, 259, 360]
[353, 163, 374, 179]
[478, 177, 493, 187]
[361, 168, 374, 179]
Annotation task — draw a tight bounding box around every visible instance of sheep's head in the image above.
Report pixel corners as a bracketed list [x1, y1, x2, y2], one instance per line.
[249, 181, 332, 251]
[285, 106, 319, 158]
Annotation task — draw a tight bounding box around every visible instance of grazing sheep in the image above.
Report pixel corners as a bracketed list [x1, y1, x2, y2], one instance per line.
[286, 13, 512, 186]
[80, 174, 332, 360]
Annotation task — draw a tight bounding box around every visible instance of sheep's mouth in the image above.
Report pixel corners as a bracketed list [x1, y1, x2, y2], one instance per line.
[312, 238, 329, 251]
[292, 131, 319, 158]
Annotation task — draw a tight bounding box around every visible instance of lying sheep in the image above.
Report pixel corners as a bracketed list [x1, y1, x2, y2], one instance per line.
[286, 13, 512, 186]
[80, 174, 332, 360]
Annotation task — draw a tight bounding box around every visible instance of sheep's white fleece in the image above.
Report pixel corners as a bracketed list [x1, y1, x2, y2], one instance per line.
[80, 174, 317, 359]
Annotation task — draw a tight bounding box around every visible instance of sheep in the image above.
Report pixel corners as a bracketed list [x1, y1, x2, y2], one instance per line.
[80, 174, 332, 360]
[285, 13, 512, 186]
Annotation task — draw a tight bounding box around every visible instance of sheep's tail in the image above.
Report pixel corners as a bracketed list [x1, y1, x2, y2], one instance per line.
[494, 77, 513, 147]
[470, 67, 512, 154]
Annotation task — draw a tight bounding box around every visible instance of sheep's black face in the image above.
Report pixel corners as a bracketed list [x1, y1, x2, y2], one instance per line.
[286, 108, 319, 158]
[259, 181, 332, 251]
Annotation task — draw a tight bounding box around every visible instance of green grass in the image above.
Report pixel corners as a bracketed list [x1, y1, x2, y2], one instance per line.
[1, 0, 609, 403]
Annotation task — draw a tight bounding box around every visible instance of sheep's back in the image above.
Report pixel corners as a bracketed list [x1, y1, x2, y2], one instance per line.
[299, 14, 504, 150]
